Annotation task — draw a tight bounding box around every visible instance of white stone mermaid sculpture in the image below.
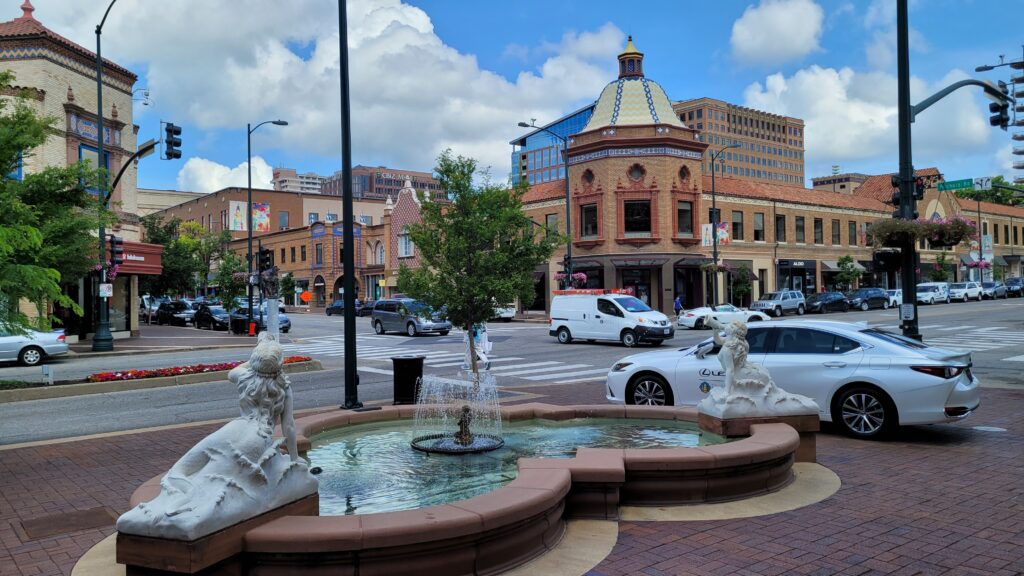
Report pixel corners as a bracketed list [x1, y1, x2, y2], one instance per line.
[117, 332, 318, 541]
[697, 317, 819, 418]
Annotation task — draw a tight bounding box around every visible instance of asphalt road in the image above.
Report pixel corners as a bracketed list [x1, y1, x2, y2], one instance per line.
[1, 299, 1021, 445]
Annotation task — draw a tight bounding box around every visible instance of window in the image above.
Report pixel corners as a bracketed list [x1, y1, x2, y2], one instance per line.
[581, 204, 598, 238]
[301, 245, 307, 262]
[732, 211, 744, 241]
[290, 246, 296, 263]
[280, 248, 285, 264]
[627, 163, 646, 182]
[308, 212, 319, 224]
[315, 243, 323, 265]
[775, 214, 786, 242]
[1004, 224, 1009, 245]
[325, 212, 338, 223]
[795, 216, 805, 243]
[278, 211, 289, 230]
[848, 221, 857, 245]
[377, 243, 385, 264]
[623, 200, 651, 235]
[813, 218, 823, 244]
[78, 144, 110, 196]
[754, 212, 765, 241]
[709, 207, 721, 225]
[1015, 226, 1020, 245]
[831, 219, 840, 245]
[597, 299, 622, 317]
[398, 226, 415, 257]
[677, 201, 693, 237]
[775, 328, 850, 354]
[994, 224, 1000, 244]
[360, 215, 373, 225]
[545, 213, 559, 237]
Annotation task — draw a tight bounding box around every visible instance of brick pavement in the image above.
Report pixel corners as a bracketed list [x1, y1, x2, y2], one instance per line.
[1, 383, 1022, 576]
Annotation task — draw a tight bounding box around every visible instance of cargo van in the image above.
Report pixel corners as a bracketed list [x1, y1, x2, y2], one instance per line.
[548, 292, 674, 347]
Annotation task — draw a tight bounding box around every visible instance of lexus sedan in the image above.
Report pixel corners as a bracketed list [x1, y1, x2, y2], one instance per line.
[0, 328, 68, 366]
[194, 305, 231, 330]
[806, 292, 850, 314]
[846, 287, 889, 311]
[676, 303, 770, 329]
[605, 319, 980, 439]
[155, 300, 195, 326]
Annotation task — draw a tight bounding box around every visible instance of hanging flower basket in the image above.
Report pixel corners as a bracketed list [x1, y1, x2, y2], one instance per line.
[555, 272, 589, 288]
[922, 217, 976, 248]
[966, 260, 991, 270]
[866, 217, 976, 248]
[699, 262, 733, 274]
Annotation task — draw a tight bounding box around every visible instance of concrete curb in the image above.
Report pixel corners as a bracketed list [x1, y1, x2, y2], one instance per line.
[68, 343, 255, 358]
[0, 360, 323, 404]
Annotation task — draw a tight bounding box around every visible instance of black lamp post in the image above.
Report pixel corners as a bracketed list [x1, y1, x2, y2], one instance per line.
[247, 120, 288, 332]
[91, 0, 118, 352]
[518, 121, 572, 283]
[709, 143, 740, 306]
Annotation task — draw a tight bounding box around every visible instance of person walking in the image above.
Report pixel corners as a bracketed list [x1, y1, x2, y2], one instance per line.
[673, 295, 683, 318]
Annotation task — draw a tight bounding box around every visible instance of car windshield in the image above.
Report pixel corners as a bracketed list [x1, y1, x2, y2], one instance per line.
[859, 327, 929, 350]
[759, 292, 783, 301]
[404, 301, 432, 315]
[208, 306, 226, 315]
[887, 290, 898, 295]
[916, 286, 937, 292]
[982, 282, 996, 288]
[613, 297, 652, 312]
[950, 283, 967, 289]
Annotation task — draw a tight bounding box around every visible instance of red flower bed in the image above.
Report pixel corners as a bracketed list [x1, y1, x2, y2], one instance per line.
[86, 356, 313, 383]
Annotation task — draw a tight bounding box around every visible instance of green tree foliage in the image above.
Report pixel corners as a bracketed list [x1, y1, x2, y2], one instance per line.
[178, 220, 230, 296]
[397, 150, 562, 376]
[729, 265, 752, 305]
[954, 176, 1024, 206]
[1, 70, 107, 332]
[215, 251, 247, 309]
[280, 272, 295, 306]
[139, 214, 197, 297]
[929, 250, 952, 282]
[835, 255, 863, 290]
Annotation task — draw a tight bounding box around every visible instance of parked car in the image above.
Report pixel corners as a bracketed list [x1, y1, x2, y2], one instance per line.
[749, 290, 806, 317]
[140, 295, 169, 323]
[1006, 277, 1023, 298]
[0, 328, 68, 366]
[229, 308, 291, 333]
[948, 282, 982, 302]
[605, 319, 980, 439]
[886, 289, 902, 308]
[806, 292, 850, 314]
[677, 303, 770, 329]
[326, 299, 363, 316]
[233, 297, 286, 314]
[491, 305, 516, 322]
[372, 299, 451, 336]
[194, 304, 231, 330]
[981, 281, 1008, 299]
[155, 300, 196, 326]
[915, 282, 950, 305]
[358, 300, 376, 316]
[549, 293, 673, 347]
[846, 287, 890, 311]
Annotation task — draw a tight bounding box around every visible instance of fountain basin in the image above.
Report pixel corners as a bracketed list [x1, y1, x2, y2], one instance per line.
[123, 403, 802, 576]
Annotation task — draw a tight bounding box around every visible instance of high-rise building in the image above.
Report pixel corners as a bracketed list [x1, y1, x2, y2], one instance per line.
[321, 165, 442, 200]
[672, 97, 806, 186]
[509, 104, 594, 186]
[810, 172, 869, 194]
[272, 167, 325, 194]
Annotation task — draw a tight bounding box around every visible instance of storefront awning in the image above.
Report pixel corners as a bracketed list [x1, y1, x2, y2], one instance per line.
[610, 257, 669, 267]
[960, 254, 977, 265]
[119, 241, 164, 275]
[821, 260, 866, 272]
[1003, 254, 1021, 262]
[675, 256, 709, 267]
[570, 259, 603, 269]
[992, 255, 1009, 266]
[723, 260, 758, 280]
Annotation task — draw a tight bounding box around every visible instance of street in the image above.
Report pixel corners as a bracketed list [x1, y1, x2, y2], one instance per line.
[1, 299, 1022, 445]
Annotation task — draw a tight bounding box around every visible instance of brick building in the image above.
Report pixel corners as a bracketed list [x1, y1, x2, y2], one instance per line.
[321, 165, 443, 200]
[272, 167, 324, 194]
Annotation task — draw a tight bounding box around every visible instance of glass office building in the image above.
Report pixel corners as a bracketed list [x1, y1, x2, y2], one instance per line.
[509, 104, 595, 185]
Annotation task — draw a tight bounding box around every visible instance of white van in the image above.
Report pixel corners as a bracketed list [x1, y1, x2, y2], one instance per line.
[915, 282, 950, 305]
[549, 292, 674, 347]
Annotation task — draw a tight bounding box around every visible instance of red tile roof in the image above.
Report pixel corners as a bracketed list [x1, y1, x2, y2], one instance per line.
[954, 197, 1024, 219]
[701, 175, 889, 212]
[851, 167, 942, 203]
[0, 2, 137, 80]
[522, 179, 568, 204]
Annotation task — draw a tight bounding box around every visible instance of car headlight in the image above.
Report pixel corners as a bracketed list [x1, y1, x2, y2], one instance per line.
[611, 362, 633, 372]
[637, 317, 647, 324]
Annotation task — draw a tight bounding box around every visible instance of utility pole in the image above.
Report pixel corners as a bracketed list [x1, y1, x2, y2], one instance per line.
[895, 0, 920, 340]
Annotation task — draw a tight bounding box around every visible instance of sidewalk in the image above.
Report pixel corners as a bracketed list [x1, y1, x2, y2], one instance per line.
[68, 324, 254, 356]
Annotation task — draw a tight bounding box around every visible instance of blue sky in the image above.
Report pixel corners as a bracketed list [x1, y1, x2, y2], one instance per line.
[19, 0, 1022, 192]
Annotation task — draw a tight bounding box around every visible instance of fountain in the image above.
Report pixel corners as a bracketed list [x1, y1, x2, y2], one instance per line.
[410, 371, 505, 454]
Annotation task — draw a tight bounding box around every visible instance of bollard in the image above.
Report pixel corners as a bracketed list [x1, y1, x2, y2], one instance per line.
[248, 322, 256, 337]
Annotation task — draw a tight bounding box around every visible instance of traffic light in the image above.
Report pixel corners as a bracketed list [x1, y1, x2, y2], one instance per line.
[914, 177, 927, 201]
[887, 176, 902, 218]
[988, 80, 1010, 130]
[164, 122, 182, 159]
[108, 235, 124, 266]
[257, 248, 273, 272]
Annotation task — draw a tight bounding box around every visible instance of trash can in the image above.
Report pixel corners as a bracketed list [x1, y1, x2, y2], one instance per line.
[392, 355, 425, 405]
[231, 316, 248, 335]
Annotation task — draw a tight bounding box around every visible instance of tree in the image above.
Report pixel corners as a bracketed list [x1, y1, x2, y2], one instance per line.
[280, 272, 296, 306]
[1, 71, 107, 333]
[835, 255, 863, 291]
[954, 176, 1023, 206]
[139, 214, 197, 297]
[728, 265, 752, 306]
[929, 250, 951, 282]
[215, 251, 247, 309]
[178, 220, 231, 296]
[397, 150, 562, 377]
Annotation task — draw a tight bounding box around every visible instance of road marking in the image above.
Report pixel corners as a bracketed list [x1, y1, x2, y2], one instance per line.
[429, 357, 524, 368]
[487, 361, 562, 372]
[935, 326, 970, 331]
[496, 364, 592, 377]
[969, 327, 1003, 332]
[553, 375, 609, 384]
[358, 366, 394, 375]
[522, 368, 610, 381]
[1002, 354, 1024, 362]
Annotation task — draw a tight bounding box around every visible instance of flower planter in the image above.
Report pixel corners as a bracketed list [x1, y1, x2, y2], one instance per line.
[867, 216, 976, 249]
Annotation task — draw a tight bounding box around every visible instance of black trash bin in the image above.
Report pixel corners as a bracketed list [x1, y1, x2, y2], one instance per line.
[392, 355, 425, 405]
[231, 316, 248, 335]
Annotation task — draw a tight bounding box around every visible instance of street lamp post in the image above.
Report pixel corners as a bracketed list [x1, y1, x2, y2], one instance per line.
[709, 143, 740, 306]
[247, 120, 288, 333]
[518, 121, 572, 283]
[91, 0, 118, 352]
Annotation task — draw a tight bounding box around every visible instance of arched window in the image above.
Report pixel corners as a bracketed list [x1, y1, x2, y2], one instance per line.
[398, 227, 414, 257]
[376, 242, 385, 264]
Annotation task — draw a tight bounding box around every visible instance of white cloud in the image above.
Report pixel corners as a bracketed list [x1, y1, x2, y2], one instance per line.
[860, 0, 928, 70]
[743, 66, 991, 179]
[28, 1, 623, 181]
[730, 0, 824, 65]
[176, 156, 274, 193]
[994, 144, 1015, 180]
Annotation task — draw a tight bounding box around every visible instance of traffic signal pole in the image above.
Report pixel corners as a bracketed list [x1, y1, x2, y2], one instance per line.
[896, 0, 921, 340]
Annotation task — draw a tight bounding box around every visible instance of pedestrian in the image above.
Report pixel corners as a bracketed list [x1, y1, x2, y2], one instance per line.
[673, 295, 683, 318]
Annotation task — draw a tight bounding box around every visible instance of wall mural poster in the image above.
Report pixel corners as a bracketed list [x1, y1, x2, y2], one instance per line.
[716, 222, 731, 245]
[252, 203, 271, 232]
[229, 201, 247, 231]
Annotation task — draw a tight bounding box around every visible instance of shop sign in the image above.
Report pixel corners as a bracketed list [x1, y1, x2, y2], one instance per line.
[99, 283, 113, 298]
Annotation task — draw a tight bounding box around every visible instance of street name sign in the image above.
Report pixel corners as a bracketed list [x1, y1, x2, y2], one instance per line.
[937, 179, 973, 192]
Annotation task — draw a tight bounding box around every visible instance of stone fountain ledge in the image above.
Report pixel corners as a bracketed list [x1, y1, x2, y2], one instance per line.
[121, 403, 807, 576]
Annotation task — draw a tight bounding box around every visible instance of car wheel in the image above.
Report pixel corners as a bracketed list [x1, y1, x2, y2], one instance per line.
[556, 327, 572, 344]
[945, 296, 950, 304]
[628, 374, 673, 406]
[439, 330, 449, 336]
[883, 300, 889, 310]
[282, 328, 290, 333]
[693, 318, 704, 330]
[773, 306, 783, 318]
[406, 323, 418, 337]
[502, 317, 512, 323]
[373, 321, 385, 335]
[621, 329, 637, 347]
[833, 386, 896, 439]
[796, 304, 805, 315]
[19, 346, 43, 366]
[747, 316, 762, 322]
[860, 302, 869, 311]
[326, 310, 332, 316]
[963, 295, 968, 302]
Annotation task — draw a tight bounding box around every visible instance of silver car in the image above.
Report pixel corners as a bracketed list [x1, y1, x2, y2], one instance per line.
[749, 290, 806, 317]
[0, 328, 69, 366]
[371, 298, 451, 336]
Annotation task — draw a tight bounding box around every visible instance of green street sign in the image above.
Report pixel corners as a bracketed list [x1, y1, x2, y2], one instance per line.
[937, 179, 973, 191]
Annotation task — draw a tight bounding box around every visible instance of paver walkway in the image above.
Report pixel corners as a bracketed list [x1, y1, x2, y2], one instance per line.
[1, 383, 1022, 576]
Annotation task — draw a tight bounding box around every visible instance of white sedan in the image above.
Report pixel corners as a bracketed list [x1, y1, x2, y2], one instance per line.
[605, 319, 980, 439]
[676, 303, 771, 330]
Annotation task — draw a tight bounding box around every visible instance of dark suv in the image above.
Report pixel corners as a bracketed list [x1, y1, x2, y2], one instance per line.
[1006, 277, 1023, 298]
[155, 300, 195, 326]
[846, 287, 889, 311]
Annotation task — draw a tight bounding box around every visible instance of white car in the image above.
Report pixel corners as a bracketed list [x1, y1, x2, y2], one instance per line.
[676, 303, 770, 330]
[491, 305, 516, 322]
[886, 289, 902, 308]
[605, 319, 980, 439]
[948, 282, 982, 302]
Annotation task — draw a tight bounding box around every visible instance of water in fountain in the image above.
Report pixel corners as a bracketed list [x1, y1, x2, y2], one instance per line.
[410, 371, 504, 454]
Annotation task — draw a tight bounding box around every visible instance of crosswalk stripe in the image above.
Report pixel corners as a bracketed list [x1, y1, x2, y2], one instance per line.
[935, 326, 970, 331]
[1003, 354, 1024, 361]
[969, 327, 1003, 332]
[554, 375, 609, 384]
[522, 367, 609, 381]
[359, 366, 394, 375]
[487, 361, 562, 372]
[428, 357, 524, 368]
[496, 364, 592, 377]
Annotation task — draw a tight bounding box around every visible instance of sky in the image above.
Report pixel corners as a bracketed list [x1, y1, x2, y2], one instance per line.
[9, 0, 1022, 192]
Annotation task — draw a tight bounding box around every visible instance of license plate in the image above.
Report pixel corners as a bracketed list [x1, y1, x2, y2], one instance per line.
[663, 328, 670, 334]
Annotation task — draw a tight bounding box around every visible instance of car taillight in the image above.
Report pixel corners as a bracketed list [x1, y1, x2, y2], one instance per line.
[685, 313, 696, 317]
[911, 365, 965, 379]
[57, 334, 65, 342]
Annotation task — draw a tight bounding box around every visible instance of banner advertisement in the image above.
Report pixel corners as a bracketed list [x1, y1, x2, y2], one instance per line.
[229, 201, 247, 231]
[252, 203, 271, 232]
[716, 222, 731, 245]
[701, 224, 713, 247]
[701, 223, 731, 246]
